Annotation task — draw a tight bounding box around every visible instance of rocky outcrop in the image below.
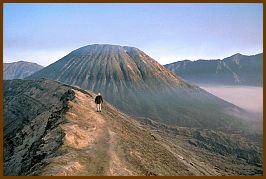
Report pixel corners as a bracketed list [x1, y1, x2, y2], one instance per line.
[4, 79, 75, 175]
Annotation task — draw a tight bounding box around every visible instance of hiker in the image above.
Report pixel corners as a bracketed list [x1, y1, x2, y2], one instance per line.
[95, 92, 103, 112]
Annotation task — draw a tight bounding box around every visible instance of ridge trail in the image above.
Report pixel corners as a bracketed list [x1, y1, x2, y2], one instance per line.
[40, 90, 130, 175]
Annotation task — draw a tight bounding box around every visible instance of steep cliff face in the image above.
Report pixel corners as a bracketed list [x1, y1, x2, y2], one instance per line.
[28, 44, 249, 131]
[4, 79, 73, 175]
[4, 79, 262, 176]
[165, 53, 262, 86]
[4, 61, 43, 80]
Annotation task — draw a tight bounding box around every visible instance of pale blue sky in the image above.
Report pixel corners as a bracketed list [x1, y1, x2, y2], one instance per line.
[4, 3, 263, 66]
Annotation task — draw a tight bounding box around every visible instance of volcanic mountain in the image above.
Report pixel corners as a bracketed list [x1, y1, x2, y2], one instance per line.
[4, 61, 44, 80]
[4, 79, 262, 176]
[28, 44, 249, 130]
[164, 53, 262, 86]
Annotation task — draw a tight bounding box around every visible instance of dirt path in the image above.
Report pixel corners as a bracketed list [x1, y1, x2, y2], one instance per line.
[40, 90, 128, 176]
[39, 89, 218, 176]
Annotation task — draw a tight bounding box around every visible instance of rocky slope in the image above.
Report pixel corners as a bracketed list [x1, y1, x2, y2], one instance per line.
[4, 79, 263, 176]
[27, 44, 250, 131]
[4, 61, 44, 80]
[164, 53, 262, 86]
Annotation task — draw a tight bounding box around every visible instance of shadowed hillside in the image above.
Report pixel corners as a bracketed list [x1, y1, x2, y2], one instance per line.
[164, 53, 262, 86]
[4, 79, 263, 176]
[4, 61, 43, 80]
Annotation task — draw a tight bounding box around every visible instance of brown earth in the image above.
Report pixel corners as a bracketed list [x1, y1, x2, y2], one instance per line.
[4, 79, 262, 176]
[37, 90, 262, 176]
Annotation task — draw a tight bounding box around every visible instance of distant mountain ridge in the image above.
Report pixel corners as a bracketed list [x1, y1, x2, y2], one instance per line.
[164, 53, 262, 86]
[28, 44, 250, 131]
[4, 61, 43, 80]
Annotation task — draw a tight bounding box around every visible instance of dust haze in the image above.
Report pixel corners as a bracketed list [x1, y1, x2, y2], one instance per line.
[200, 85, 263, 114]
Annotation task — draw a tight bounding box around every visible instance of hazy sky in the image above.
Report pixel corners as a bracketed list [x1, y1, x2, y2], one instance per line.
[4, 3, 263, 66]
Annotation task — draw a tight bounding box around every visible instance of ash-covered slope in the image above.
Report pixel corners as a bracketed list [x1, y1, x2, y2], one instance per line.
[164, 53, 262, 86]
[28, 44, 248, 130]
[4, 61, 43, 80]
[4, 79, 262, 176]
[4, 79, 75, 175]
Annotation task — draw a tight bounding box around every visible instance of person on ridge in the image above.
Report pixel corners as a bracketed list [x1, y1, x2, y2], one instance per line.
[95, 92, 103, 112]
